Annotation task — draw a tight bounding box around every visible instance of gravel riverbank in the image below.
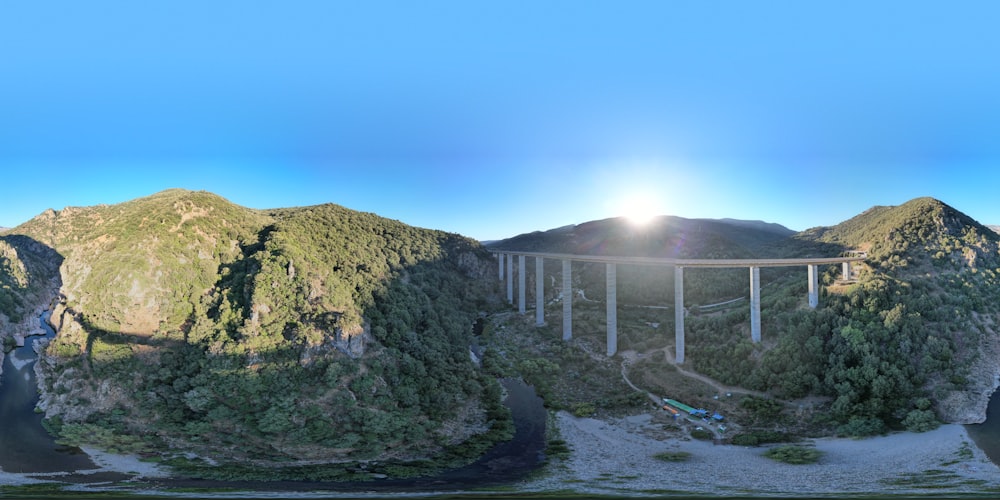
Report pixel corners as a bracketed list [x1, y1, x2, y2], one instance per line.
[516, 410, 1000, 496]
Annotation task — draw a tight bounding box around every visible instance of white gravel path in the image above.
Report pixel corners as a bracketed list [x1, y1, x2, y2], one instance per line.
[516, 411, 1000, 496]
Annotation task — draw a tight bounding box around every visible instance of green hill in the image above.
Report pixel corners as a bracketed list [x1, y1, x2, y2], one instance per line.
[5, 189, 506, 475]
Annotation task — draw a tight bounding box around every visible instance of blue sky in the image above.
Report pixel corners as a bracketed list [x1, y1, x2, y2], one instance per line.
[2, 1, 1000, 241]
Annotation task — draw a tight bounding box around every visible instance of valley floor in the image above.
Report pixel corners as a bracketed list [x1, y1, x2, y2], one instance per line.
[516, 410, 1000, 496]
[3, 410, 999, 498]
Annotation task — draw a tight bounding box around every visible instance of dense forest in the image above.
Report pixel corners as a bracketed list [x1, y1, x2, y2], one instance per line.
[3, 189, 508, 477]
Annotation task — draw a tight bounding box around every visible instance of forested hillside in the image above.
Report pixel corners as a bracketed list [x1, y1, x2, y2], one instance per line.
[490, 199, 1000, 434]
[4, 189, 505, 475]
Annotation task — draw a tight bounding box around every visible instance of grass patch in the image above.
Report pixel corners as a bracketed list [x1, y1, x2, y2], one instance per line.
[545, 438, 571, 460]
[652, 451, 692, 462]
[762, 445, 821, 464]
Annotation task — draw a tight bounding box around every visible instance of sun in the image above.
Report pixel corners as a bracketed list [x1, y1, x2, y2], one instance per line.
[619, 194, 660, 226]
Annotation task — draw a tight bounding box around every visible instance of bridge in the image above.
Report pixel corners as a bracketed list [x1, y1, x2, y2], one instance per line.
[494, 251, 866, 363]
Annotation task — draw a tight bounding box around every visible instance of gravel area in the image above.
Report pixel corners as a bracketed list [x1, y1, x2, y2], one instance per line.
[2, 410, 998, 497]
[516, 410, 1000, 496]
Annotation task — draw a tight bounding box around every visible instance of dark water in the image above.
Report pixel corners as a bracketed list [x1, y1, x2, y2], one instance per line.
[0, 312, 96, 473]
[966, 387, 1000, 465]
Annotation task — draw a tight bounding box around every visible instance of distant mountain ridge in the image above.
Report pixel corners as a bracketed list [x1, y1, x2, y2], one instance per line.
[488, 215, 795, 258]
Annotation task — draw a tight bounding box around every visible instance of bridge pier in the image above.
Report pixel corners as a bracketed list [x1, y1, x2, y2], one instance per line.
[562, 259, 572, 341]
[493, 250, 862, 360]
[606, 263, 617, 356]
[808, 264, 819, 308]
[750, 266, 761, 343]
[518, 255, 526, 314]
[675, 266, 685, 364]
[506, 253, 514, 304]
[535, 256, 545, 326]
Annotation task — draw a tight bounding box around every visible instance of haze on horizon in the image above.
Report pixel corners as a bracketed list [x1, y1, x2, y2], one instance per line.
[3, 1, 1000, 241]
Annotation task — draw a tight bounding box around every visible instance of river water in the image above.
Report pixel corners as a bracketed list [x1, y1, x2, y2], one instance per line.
[0, 312, 95, 473]
[966, 388, 1000, 465]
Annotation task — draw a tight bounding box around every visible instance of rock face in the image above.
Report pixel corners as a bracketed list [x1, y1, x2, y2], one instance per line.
[938, 328, 1000, 424]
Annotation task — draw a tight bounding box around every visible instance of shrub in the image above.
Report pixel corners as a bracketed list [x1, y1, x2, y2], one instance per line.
[571, 402, 596, 417]
[902, 409, 940, 432]
[763, 445, 821, 464]
[730, 430, 794, 447]
[837, 416, 886, 437]
[690, 428, 713, 440]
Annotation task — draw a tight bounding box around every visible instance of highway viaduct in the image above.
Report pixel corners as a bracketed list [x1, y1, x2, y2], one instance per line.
[494, 251, 866, 363]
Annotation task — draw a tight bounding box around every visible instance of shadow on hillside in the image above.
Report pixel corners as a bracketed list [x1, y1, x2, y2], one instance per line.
[0, 234, 64, 327]
[35, 233, 544, 488]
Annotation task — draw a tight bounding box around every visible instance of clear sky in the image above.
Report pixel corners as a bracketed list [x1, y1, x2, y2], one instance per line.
[2, 1, 1000, 241]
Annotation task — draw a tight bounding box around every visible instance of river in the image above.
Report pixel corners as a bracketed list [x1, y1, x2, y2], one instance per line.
[0, 312, 95, 474]
[966, 388, 1000, 466]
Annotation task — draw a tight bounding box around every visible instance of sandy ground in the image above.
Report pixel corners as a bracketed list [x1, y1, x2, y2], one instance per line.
[0, 446, 169, 486]
[516, 410, 1000, 496]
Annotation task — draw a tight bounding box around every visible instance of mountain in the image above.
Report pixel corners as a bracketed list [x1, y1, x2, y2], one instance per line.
[488, 215, 798, 306]
[489, 198, 1000, 432]
[2, 189, 506, 474]
[489, 215, 795, 258]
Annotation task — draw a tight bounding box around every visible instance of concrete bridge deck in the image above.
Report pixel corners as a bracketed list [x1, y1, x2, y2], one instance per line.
[494, 250, 865, 363]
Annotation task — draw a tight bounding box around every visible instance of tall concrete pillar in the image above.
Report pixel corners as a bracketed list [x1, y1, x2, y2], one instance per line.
[807, 264, 819, 308]
[842, 262, 851, 281]
[675, 266, 685, 364]
[518, 255, 526, 314]
[535, 256, 545, 326]
[506, 253, 514, 304]
[498, 253, 503, 280]
[562, 259, 572, 341]
[750, 266, 761, 343]
[606, 263, 617, 356]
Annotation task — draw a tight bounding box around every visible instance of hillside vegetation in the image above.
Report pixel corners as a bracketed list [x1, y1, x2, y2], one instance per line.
[4, 192, 1000, 476]
[491, 198, 1000, 435]
[5, 189, 507, 475]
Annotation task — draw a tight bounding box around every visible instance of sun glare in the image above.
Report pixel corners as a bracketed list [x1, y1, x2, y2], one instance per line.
[620, 195, 660, 226]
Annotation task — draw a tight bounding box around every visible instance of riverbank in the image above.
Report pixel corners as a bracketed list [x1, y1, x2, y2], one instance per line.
[516, 410, 1000, 496]
[2, 410, 999, 497]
